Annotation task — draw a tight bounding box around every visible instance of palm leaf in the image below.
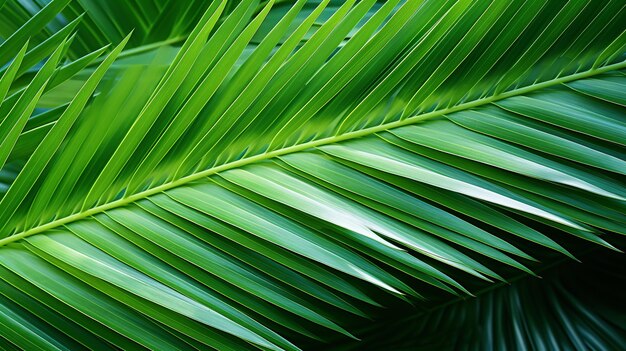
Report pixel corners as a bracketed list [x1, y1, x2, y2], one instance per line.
[0, 0, 222, 57]
[331, 245, 626, 350]
[0, 0, 625, 349]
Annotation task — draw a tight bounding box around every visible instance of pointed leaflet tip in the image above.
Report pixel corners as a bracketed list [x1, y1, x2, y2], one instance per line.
[0, 29, 130, 237]
[125, 29, 135, 40]
[349, 264, 404, 295]
[0, 40, 29, 101]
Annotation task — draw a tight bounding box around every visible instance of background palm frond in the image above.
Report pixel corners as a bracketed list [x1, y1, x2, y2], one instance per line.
[330, 244, 626, 351]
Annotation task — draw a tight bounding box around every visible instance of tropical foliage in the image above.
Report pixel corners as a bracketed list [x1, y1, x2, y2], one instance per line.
[0, 0, 625, 350]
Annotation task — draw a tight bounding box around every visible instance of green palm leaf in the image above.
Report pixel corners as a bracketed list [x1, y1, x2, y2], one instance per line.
[332, 247, 626, 351]
[0, 0, 625, 349]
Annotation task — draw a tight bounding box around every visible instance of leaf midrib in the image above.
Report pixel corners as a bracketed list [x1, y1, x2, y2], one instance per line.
[83, 0, 281, 67]
[86, 35, 186, 67]
[1, 60, 624, 247]
[340, 246, 599, 342]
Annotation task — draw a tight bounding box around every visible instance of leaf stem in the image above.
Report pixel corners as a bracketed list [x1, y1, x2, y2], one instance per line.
[1, 60, 624, 247]
[86, 35, 187, 67]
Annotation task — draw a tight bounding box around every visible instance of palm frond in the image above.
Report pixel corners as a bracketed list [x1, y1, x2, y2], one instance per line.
[331, 246, 626, 351]
[0, 0, 219, 57]
[0, 0, 625, 349]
